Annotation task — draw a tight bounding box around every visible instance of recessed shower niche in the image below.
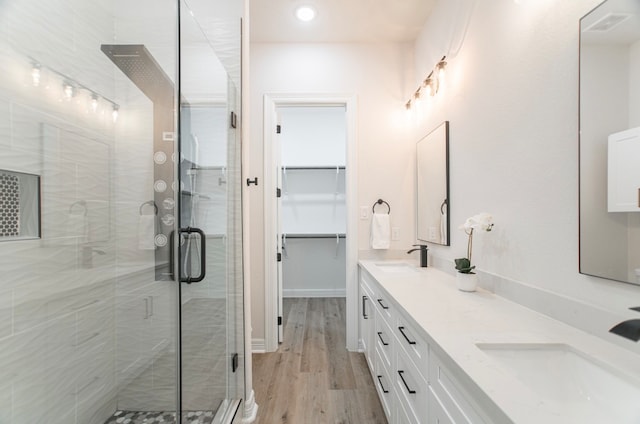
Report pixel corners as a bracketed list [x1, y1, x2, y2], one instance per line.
[0, 169, 40, 240]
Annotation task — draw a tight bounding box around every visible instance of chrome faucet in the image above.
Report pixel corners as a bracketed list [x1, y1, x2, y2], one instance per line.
[407, 244, 428, 267]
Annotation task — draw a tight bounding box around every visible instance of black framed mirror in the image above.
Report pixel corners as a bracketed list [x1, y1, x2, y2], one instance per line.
[416, 121, 450, 246]
[579, 0, 640, 285]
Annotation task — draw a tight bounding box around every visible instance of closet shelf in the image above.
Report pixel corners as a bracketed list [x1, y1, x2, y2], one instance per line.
[282, 166, 345, 170]
[281, 233, 346, 239]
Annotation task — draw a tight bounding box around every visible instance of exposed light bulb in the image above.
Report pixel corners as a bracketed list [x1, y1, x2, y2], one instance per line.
[112, 104, 119, 123]
[295, 6, 316, 22]
[405, 100, 412, 110]
[436, 59, 447, 83]
[31, 64, 41, 87]
[63, 82, 74, 100]
[90, 94, 99, 112]
[423, 77, 434, 97]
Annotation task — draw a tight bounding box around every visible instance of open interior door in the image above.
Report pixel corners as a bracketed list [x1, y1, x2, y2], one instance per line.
[275, 117, 284, 344]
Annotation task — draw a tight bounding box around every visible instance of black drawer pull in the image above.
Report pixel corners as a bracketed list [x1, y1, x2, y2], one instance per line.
[362, 295, 369, 319]
[377, 298, 389, 310]
[398, 326, 416, 345]
[377, 331, 389, 346]
[398, 370, 416, 394]
[377, 375, 389, 394]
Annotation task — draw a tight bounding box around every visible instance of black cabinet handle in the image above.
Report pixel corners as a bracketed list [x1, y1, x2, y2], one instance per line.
[377, 331, 389, 346]
[362, 295, 369, 319]
[377, 298, 389, 310]
[377, 375, 389, 394]
[398, 326, 416, 345]
[398, 370, 416, 394]
[179, 227, 206, 283]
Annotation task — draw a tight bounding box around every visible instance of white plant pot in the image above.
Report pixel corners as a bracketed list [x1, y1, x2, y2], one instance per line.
[456, 272, 478, 292]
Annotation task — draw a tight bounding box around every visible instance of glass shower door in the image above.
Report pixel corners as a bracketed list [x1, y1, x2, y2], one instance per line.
[178, 3, 244, 422]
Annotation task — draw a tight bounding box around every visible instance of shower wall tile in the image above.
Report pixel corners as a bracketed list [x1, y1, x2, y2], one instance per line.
[0, 382, 11, 423]
[0, 98, 10, 148]
[0, 0, 182, 420]
[0, 289, 12, 340]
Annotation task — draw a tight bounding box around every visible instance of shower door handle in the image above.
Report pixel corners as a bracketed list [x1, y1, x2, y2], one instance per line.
[179, 227, 206, 283]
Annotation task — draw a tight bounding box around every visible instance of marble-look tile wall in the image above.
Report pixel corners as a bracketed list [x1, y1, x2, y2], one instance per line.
[0, 0, 179, 422]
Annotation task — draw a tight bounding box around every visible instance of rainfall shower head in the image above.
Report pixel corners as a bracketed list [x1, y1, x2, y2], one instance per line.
[101, 44, 174, 103]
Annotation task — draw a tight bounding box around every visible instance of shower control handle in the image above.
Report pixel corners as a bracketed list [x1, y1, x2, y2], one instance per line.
[179, 227, 206, 283]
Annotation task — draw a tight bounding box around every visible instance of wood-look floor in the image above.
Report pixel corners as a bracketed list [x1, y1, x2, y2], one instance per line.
[252, 298, 387, 424]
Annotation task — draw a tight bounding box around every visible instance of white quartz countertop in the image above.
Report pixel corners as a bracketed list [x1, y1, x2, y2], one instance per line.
[358, 260, 640, 424]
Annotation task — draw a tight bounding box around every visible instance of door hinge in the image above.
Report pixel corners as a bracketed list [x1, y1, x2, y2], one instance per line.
[276, 124, 281, 134]
[231, 352, 239, 372]
[276, 188, 281, 198]
[277, 252, 282, 262]
[278, 316, 283, 326]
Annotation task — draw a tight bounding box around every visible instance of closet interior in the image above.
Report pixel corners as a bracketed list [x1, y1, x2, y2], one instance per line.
[279, 106, 347, 297]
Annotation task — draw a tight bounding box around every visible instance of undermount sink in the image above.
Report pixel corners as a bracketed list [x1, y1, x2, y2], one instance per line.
[374, 262, 417, 273]
[476, 342, 640, 422]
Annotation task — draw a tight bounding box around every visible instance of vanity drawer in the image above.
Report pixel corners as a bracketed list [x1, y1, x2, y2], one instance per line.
[374, 347, 394, 420]
[373, 290, 395, 325]
[375, 307, 394, 370]
[395, 390, 418, 424]
[395, 344, 428, 423]
[395, 314, 428, 380]
[428, 387, 454, 424]
[429, 351, 487, 424]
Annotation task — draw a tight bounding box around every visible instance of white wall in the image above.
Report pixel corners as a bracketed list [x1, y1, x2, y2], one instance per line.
[249, 42, 414, 344]
[413, 0, 640, 354]
[249, 0, 640, 355]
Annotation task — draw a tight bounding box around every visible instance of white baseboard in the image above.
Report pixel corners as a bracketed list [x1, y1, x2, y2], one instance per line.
[251, 338, 266, 353]
[283, 288, 346, 298]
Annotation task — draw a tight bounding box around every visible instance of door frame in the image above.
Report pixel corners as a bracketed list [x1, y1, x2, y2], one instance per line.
[263, 93, 358, 352]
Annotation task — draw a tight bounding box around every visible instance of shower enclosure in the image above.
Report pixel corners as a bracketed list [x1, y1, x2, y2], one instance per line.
[0, 0, 244, 423]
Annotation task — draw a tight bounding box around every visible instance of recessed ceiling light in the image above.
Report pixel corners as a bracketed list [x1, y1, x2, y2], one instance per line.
[295, 5, 316, 22]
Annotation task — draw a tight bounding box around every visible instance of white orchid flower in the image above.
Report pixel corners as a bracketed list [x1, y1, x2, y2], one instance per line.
[456, 213, 495, 270]
[460, 212, 494, 233]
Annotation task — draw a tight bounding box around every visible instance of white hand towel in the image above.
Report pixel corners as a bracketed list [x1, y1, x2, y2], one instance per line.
[440, 204, 447, 245]
[370, 212, 390, 249]
[138, 215, 156, 250]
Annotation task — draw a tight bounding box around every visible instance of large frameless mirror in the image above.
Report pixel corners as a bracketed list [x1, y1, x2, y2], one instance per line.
[579, 0, 640, 285]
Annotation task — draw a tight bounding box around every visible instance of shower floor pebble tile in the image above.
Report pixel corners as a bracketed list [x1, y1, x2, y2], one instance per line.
[103, 410, 214, 424]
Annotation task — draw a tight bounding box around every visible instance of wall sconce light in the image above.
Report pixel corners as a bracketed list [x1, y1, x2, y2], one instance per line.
[423, 76, 434, 97]
[414, 87, 422, 101]
[29, 56, 120, 123]
[31, 63, 41, 87]
[405, 55, 447, 110]
[63, 82, 75, 100]
[90, 93, 99, 112]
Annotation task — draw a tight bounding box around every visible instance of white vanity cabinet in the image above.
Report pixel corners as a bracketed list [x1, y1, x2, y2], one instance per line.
[359, 265, 490, 424]
[360, 276, 375, 371]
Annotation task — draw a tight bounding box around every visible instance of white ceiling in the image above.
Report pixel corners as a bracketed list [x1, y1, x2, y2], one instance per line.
[250, 0, 437, 43]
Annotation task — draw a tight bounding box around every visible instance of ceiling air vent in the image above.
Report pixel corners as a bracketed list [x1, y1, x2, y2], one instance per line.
[583, 12, 631, 32]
